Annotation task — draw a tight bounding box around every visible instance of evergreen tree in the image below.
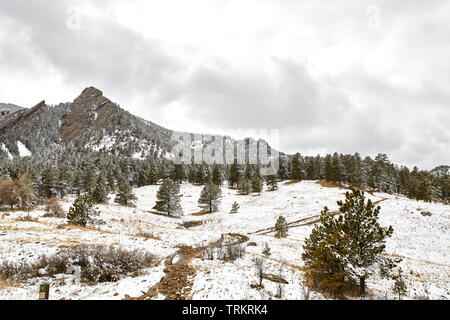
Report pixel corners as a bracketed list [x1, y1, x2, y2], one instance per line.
[302, 188, 394, 296]
[275, 216, 289, 238]
[114, 178, 137, 207]
[171, 164, 185, 183]
[90, 174, 109, 204]
[324, 154, 332, 181]
[238, 177, 251, 195]
[228, 161, 240, 188]
[338, 188, 394, 295]
[291, 153, 303, 180]
[72, 170, 84, 196]
[330, 153, 342, 183]
[230, 201, 240, 214]
[41, 166, 58, 198]
[266, 174, 278, 191]
[416, 173, 440, 202]
[211, 164, 223, 186]
[262, 243, 272, 256]
[392, 268, 407, 300]
[278, 156, 290, 180]
[251, 174, 263, 194]
[349, 169, 365, 189]
[146, 163, 158, 185]
[156, 162, 170, 181]
[198, 182, 222, 213]
[136, 169, 148, 187]
[83, 168, 97, 194]
[195, 165, 205, 185]
[153, 178, 183, 217]
[302, 207, 347, 296]
[67, 194, 100, 227]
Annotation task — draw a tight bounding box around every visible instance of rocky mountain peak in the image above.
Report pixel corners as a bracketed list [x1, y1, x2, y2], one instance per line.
[59, 87, 115, 142]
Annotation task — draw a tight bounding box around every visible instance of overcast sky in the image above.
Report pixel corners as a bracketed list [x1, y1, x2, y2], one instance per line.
[0, 0, 448, 169]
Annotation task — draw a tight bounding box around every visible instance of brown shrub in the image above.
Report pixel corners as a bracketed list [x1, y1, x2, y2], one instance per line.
[43, 198, 66, 218]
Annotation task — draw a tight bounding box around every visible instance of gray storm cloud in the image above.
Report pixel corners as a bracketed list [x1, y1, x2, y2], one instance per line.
[0, 0, 448, 169]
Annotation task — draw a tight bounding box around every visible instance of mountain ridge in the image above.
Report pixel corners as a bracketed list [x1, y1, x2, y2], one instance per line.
[0, 86, 277, 162]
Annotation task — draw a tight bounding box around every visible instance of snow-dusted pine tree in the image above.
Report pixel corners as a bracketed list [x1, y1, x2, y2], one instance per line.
[198, 182, 222, 213]
[275, 216, 288, 238]
[153, 178, 183, 217]
[114, 178, 137, 207]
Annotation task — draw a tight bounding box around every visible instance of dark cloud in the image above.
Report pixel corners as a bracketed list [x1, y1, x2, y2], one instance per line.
[0, 0, 448, 169]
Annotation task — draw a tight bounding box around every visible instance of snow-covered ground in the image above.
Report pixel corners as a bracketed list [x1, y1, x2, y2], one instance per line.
[0, 181, 448, 300]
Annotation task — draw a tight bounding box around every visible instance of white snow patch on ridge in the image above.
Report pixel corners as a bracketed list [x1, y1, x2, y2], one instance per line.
[0, 143, 13, 160]
[17, 141, 32, 157]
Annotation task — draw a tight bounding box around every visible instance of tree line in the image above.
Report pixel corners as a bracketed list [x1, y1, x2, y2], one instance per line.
[1, 149, 448, 211]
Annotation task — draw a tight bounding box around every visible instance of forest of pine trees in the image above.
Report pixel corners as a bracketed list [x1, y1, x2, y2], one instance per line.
[0, 147, 448, 211]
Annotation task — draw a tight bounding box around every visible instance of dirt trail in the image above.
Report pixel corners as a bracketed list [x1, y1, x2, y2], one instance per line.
[127, 233, 249, 300]
[251, 196, 389, 236]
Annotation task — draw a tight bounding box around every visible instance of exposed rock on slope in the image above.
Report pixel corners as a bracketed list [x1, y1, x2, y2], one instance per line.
[59, 87, 115, 142]
[0, 103, 22, 119]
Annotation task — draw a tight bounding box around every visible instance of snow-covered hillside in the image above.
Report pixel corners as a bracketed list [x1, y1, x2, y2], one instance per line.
[0, 181, 448, 300]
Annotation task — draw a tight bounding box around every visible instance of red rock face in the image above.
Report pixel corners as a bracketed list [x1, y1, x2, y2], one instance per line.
[0, 100, 46, 135]
[59, 87, 115, 142]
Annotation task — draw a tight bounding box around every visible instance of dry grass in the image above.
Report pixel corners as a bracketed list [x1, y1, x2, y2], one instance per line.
[0, 277, 19, 288]
[284, 180, 301, 185]
[147, 210, 165, 216]
[191, 210, 210, 216]
[180, 220, 204, 229]
[135, 229, 161, 240]
[316, 180, 348, 189]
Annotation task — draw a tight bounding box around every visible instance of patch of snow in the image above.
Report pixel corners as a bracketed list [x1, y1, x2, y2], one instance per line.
[0, 143, 13, 160]
[17, 141, 32, 157]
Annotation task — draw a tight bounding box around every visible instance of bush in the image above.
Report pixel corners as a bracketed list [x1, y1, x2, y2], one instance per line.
[201, 239, 245, 262]
[43, 198, 65, 218]
[0, 245, 157, 285]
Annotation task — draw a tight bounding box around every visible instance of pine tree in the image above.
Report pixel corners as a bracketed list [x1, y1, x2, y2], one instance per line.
[83, 168, 97, 194]
[262, 243, 271, 256]
[302, 188, 394, 297]
[238, 177, 251, 195]
[291, 153, 303, 180]
[251, 174, 263, 194]
[266, 174, 278, 191]
[195, 165, 205, 185]
[392, 268, 407, 300]
[275, 216, 288, 238]
[41, 166, 58, 198]
[337, 188, 394, 295]
[114, 178, 137, 207]
[228, 161, 240, 188]
[67, 194, 100, 227]
[153, 178, 183, 217]
[349, 169, 365, 189]
[136, 169, 148, 187]
[146, 163, 158, 185]
[324, 154, 332, 181]
[302, 207, 347, 296]
[230, 201, 240, 214]
[278, 156, 290, 180]
[198, 182, 222, 213]
[90, 174, 109, 204]
[330, 153, 342, 183]
[211, 164, 223, 186]
[171, 164, 185, 183]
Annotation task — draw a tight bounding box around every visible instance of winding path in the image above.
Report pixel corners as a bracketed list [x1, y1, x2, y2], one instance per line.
[127, 233, 249, 300]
